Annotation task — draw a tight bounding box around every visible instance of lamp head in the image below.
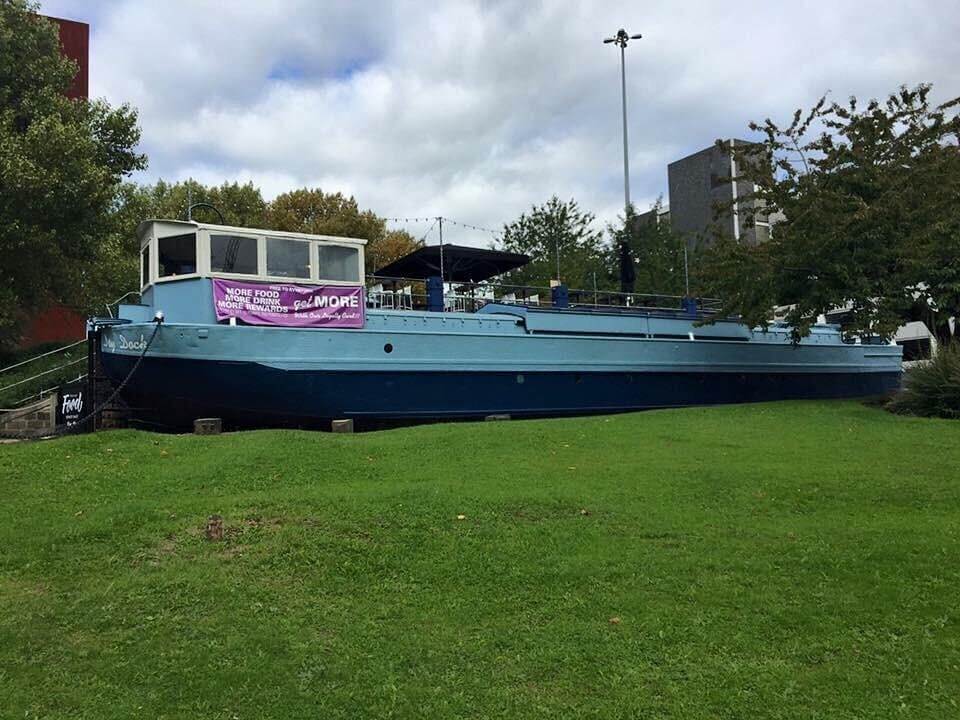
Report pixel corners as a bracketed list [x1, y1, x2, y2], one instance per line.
[606, 28, 640, 48]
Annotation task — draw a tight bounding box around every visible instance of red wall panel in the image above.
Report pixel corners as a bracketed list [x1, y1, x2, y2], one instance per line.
[46, 16, 89, 100]
[19, 304, 87, 347]
[14, 17, 90, 348]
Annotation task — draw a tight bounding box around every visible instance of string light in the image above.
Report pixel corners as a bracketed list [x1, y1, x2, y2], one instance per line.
[385, 215, 503, 240]
[443, 217, 502, 237]
[383, 216, 435, 223]
[417, 218, 438, 243]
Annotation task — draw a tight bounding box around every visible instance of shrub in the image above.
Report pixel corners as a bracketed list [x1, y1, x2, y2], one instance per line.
[887, 342, 960, 418]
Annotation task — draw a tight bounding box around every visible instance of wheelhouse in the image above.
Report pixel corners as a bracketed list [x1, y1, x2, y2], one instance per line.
[138, 219, 366, 290]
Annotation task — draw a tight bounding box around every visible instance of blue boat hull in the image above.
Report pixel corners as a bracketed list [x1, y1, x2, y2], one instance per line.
[102, 353, 902, 428]
[99, 292, 903, 429]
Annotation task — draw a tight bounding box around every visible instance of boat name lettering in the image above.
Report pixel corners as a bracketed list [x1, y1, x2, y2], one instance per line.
[119, 334, 147, 351]
[103, 333, 147, 351]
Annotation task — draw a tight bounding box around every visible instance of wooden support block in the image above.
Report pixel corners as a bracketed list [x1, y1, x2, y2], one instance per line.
[331, 418, 354, 433]
[485, 414, 511, 422]
[194, 417, 222, 435]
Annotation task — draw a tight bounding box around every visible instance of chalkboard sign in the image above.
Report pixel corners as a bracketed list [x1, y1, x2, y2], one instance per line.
[56, 380, 88, 430]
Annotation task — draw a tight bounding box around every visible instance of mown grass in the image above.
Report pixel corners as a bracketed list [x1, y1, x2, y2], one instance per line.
[1, 400, 958, 719]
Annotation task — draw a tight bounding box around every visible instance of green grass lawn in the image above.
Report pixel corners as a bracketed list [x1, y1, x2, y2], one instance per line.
[1, 401, 959, 719]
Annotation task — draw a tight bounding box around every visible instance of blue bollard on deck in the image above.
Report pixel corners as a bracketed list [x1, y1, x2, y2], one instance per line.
[427, 276, 444, 312]
[551, 284, 569, 309]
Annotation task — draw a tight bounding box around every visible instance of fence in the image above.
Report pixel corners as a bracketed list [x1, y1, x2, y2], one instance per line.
[365, 275, 722, 316]
[0, 339, 87, 409]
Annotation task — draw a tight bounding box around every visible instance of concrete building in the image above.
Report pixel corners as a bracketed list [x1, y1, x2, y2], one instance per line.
[635, 203, 670, 228]
[666, 139, 772, 247]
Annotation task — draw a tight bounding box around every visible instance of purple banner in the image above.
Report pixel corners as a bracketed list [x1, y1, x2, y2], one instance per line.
[212, 279, 365, 328]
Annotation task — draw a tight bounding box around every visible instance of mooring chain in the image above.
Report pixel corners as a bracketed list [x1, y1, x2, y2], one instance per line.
[58, 319, 163, 435]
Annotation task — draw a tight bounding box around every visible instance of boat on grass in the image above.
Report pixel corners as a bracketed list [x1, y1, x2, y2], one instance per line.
[93, 219, 902, 429]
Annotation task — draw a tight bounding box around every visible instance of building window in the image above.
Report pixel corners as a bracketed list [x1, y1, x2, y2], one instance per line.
[158, 233, 197, 277]
[899, 338, 932, 361]
[318, 245, 360, 282]
[210, 234, 258, 275]
[267, 238, 310, 279]
[141, 244, 150, 287]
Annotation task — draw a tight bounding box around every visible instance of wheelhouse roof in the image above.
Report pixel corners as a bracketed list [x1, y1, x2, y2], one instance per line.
[136, 219, 367, 246]
[373, 244, 529, 282]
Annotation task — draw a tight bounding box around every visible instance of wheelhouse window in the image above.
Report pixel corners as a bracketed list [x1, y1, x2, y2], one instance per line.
[141, 244, 150, 287]
[210, 234, 258, 275]
[318, 245, 360, 282]
[267, 237, 310, 279]
[158, 233, 197, 277]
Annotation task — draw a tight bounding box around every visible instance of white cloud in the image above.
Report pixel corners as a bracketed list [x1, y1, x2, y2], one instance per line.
[40, 0, 960, 246]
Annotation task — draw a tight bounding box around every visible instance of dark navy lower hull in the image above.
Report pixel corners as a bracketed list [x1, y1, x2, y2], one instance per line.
[101, 354, 902, 429]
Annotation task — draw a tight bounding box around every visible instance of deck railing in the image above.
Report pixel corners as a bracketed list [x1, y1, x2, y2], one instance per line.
[365, 275, 722, 316]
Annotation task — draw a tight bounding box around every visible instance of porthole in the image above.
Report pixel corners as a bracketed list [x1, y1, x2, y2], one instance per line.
[516, 374, 525, 384]
[384, 343, 394, 354]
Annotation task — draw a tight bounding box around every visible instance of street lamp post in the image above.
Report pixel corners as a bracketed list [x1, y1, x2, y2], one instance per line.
[604, 28, 642, 215]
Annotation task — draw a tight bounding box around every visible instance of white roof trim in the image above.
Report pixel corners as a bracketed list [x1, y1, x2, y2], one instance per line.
[137, 218, 368, 246]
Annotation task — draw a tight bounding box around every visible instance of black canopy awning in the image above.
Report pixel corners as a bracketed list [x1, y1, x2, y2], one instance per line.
[372, 244, 529, 283]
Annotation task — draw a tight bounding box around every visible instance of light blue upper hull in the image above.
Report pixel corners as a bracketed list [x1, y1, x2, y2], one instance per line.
[96, 278, 901, 424]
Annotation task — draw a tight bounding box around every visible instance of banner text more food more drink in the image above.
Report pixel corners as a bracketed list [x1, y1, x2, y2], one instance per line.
[212, 279, 364, 328]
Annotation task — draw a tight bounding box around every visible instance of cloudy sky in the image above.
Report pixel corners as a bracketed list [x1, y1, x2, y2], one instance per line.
[39, 0, 960, 245]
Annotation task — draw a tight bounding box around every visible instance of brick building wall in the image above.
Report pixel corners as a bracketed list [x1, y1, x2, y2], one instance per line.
[46, 15, 89, 99]
[16, 16, 92, 350]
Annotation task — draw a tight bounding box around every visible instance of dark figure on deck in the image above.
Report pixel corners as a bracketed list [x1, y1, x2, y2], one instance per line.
[619, 240, 635, 294]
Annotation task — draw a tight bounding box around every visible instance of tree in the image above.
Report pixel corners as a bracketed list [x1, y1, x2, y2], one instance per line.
[0, 0, 146, 346]
[368, 229, 422, 274]
[497, 196, 607, 290]
[90, 183, 418, 301]
[85, 179, 269, 309]
[141, 179, 267, 228]
[265, 188, 422, 274]
[700, 84, 960, 343]
[265, 188, 396, 274]
[78, 182, 152, 314]
[266, 188, 383, 240]
[607, 201, 694, 297]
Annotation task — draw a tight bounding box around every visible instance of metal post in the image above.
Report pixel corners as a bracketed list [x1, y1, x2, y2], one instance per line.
[620, 44, 630, 212]
[437, 216, 444, 285]
[604, 29, 641, 216]
[555, 234, 561, 283]
[86, 327, 97, 432]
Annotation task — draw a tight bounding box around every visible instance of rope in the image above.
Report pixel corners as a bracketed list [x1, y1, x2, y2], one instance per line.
[14, 374, 86, 408]
[59, 321, 162, 435]
[0, 357, 85, 394]
[0, 339, 86, 375]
